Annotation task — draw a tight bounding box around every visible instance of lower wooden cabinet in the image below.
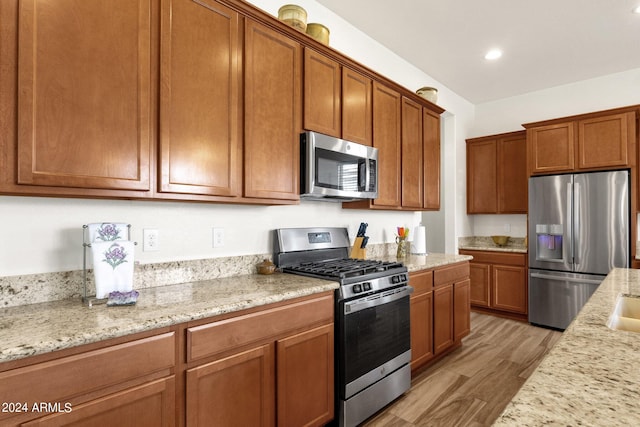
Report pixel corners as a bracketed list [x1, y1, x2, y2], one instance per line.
[185, 293, 335, 427]
[0, 293, 334, 427]
[460, 250, 528, 319]
[409, 270, 434, 371]
[0, 332, 176, 427]
[186, 344, 275, 426]
[23, 377, 176, 427]
[410, 262, 470, 373]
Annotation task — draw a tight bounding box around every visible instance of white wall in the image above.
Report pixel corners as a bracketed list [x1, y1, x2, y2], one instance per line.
[1, 0, 475, 277]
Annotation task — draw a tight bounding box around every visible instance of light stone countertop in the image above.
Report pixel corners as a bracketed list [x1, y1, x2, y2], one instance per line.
[0, 273, 338, 364]
[458, 236, 527, 254]
[0, 253, 472, 365]
[493, 268, 640, 426]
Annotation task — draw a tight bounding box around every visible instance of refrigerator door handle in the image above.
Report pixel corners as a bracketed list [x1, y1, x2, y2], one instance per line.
[530, 272, 602, 285]
[574, 182, 580, 265]
[567, 182, 574, 264]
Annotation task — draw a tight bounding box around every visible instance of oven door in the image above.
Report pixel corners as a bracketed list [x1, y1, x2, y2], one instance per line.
[338, 286, 412, 399]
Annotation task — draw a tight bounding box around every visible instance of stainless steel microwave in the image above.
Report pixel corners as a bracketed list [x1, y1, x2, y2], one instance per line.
[300, 131, 378, 201]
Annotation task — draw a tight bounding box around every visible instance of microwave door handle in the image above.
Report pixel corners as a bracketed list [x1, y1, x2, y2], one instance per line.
[364, 159, 371, 192]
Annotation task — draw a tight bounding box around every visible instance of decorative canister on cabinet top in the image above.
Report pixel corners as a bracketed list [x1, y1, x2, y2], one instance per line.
[306, 23, 330, 45]
[416, 86, 438, 103]
[278, 4, 308, 31]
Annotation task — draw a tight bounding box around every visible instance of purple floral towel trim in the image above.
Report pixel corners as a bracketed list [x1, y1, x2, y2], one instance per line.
[96, 223, 124, 241]
[103, 243, 128, 270]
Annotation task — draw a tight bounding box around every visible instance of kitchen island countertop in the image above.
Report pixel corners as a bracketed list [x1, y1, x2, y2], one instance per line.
[493, 268, 640, 426]
[0, 252, 471, 365]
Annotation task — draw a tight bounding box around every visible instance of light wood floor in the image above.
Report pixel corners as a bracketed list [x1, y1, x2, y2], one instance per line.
[364, 312, 563, 427]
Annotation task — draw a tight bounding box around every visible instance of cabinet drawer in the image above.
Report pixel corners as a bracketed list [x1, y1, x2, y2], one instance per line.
[460, 250, 526, 266]
[187, 294, 333, 362]
[0, 332, 175, 420]
[434, 262, 470, 286]
[409, 270, 433, 295]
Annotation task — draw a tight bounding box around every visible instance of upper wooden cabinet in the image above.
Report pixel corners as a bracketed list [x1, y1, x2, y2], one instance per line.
[372, 82, 402, 208]
[423, 109, 441, 210]
[402, 97, 424, 209]
[303, 48, 341, 137]
[342, 67, 373, 146]
[525, 109, 637, 175]
[244, 19, 302, 201]
[466, 131, 527, 214]
[16, 0, 152, 192]
[159, 0, 242, 197]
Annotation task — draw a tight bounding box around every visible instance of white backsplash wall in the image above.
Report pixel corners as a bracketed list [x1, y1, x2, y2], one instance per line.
[470, 214, 528, 238]
[0, 195, 420, 276]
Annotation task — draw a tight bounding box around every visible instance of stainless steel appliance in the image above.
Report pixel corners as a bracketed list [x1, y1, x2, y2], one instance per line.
[300, 131, 378, 201]
[273, 227, 411, 427]
[528, 170, 630, 330]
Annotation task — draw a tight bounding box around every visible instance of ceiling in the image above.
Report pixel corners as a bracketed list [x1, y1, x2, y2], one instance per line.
[315, 0, 640, 104]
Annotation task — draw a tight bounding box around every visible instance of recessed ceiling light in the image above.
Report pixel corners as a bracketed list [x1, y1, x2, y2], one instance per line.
[633, 5, 640, 13]
[485, 49, 502, 60]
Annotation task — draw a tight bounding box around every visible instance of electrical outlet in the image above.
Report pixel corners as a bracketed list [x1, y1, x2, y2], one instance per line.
[143, 229, 159, 252]
[213, 228, 224, 248]
[503, 223, 511, 233]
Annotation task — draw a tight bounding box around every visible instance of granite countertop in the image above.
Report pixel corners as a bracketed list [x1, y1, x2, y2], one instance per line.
[393, 253, 473, 272]
[0, 253, 472, 365]
[0, 254, 472, 363]
[0, 273, 338, 364]
[458, 236, 527, 254]
[493, 268, 640, 426]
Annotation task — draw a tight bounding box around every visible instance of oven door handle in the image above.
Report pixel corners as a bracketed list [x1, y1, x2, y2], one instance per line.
[344, 286, 413, 314]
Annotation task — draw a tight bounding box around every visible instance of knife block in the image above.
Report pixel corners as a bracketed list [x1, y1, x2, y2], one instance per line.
[350, 237, 367, 259]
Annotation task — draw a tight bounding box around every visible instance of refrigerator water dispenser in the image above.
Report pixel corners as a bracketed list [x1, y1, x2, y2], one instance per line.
[536, 224, 563, 261]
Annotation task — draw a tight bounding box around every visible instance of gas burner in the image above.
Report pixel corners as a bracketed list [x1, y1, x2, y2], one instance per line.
[289, 258, 404, 280]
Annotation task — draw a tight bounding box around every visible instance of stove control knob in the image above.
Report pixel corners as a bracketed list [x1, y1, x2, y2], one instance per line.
[392, 275, 400, 284]
[401, 274, 407, 282]
[353, 284, 363, 293]
[363, 282, 372, 291]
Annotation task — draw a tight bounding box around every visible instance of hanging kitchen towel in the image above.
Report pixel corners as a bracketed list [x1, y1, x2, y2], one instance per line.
[91, 240, 135, 299]
[87, 223, 129, 243]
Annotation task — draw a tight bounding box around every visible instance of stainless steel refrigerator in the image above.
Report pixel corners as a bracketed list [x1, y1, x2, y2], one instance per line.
[528, 170, 629, 330]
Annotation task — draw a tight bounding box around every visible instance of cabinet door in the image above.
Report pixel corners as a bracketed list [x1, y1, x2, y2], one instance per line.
[433, 284, 454, 355]
[454, 279, 471, 341]
[23, 377, 175, 427]
[276, 324, 334, 427]
[577, 112, 633, 169]
[423, 108, 441, 210]
[527, 122, 575, 174]
[492, 265, 527, 314]
[342, 67, 372, 146]
[498, 134, 527, 213]
[244, 20, 301, 200]
[304, 49, 341, 137]
[372, 82, 401, 207]
[410, 291, 433, 371]
[467, 140, 497, 213]
[17, 0, 151, 191]
[469, 262, 491, 307]
[159, 0, 241, 197]
[401, 97, 423, 208]
[186, 344, 275, 427]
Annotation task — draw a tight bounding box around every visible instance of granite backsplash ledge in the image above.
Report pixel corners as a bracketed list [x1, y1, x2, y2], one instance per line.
[459, 236, 527, 251]
[1, 243, 402, 308]
[0, 253, 272, 308]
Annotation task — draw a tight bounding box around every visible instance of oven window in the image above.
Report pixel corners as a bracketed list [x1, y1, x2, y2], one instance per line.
[341, 296, 410, 386]
[315, 148, 363, 191]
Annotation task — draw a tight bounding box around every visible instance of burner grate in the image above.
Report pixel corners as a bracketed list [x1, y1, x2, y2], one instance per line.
[290, 258, 404, 279]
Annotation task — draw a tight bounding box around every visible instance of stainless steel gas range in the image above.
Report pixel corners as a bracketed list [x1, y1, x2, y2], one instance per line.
[274, 227, 412, 427]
